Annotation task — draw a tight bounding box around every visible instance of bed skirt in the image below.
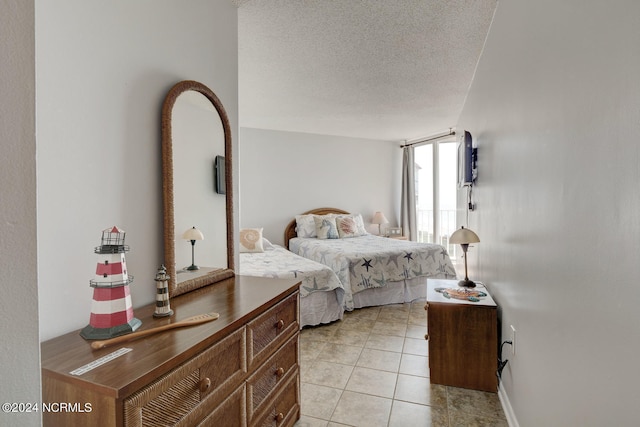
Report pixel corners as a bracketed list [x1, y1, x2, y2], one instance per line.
[351, 276, 429, 309]
[301, 289, 344, 328]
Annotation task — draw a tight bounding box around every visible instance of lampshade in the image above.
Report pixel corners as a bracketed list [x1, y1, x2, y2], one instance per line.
[449, 226, 480, 244]
[182, 226, 204, 241]
[371, 211, 389, 225]
[449, 226, 480, 288]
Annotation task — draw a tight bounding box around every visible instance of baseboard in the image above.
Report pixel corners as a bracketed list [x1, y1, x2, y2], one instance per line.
[498, 381, 519, 427]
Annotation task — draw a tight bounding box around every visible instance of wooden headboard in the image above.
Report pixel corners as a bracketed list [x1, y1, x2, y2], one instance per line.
[283, 207, 350, 249]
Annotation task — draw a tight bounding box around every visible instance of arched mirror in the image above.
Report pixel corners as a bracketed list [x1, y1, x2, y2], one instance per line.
[162, 80, 234, 297]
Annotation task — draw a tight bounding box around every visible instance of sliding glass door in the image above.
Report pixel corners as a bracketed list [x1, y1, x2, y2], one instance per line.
[414, 140, 458, 259]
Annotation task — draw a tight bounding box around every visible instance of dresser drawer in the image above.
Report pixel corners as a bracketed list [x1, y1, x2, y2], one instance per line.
[247, 292, 299, 369]
[250, 372, 300, 427]
[124, 327, 247, 427]
[247, 334, 299, 418]
[196, 384, 246, 427]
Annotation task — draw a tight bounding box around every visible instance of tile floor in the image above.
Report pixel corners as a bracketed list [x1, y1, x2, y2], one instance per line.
[294, 300, 508, 427]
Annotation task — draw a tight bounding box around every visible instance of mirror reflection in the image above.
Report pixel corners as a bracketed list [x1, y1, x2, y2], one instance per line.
[172, 91, 227, 273]
[162, 80, 234, 297]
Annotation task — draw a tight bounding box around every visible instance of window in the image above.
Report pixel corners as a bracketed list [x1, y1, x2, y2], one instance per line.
[414, 140, 458, 260]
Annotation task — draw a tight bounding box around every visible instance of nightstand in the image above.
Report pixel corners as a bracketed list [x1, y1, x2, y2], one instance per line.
[425, 278, 498, 392]
[387, 235, 408, 240]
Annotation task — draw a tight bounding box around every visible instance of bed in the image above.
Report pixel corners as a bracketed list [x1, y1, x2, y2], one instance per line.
[239, 235, 345, 328]
[284, 208, 457, 311]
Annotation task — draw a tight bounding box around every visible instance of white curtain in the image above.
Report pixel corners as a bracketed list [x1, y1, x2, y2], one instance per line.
[401, 146, 417, 241]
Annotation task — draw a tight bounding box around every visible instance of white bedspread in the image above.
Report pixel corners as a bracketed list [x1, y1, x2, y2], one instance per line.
[290, 234, 456, 309]
[239, 245, 345, 304]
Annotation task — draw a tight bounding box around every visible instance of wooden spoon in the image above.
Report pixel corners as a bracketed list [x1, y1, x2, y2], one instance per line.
[90, 312, 220, 350]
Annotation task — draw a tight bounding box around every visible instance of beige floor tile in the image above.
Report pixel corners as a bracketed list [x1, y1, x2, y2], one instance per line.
[294, 415, 330, 427]
[305, 360, 354, 389]
[365, 333, 405, 353]
[403, 337, 429, 356]
[317, 342, 363, 365]
[380, 303, 410, 312]
[297, 300, 508, 426]
[340, 316, 378, 332]
[300, 340, 328, 363]
[372, 321, 407, 337]
[356, 348, 402, 372]
[377, 308, 410, 324]
[410, 299, 427, 310]
[394, 374, 447, 407]
[345, 306, 380, 321]
[302, 324, 340, 342]
[300, 362, 313, 383]
[327, 329, 371, 347]
[300, 383, 343, 420]
[406, 324, 427, 339]
[388, 400, 449, 427]
[331, 391, 392, 427]
[399, 353, 429, 378]
[408, 309, 428, 326]
[345, 366, 398, 398]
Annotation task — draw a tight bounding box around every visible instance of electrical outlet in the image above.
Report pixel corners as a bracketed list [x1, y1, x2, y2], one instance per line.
[510, 325, 516, 355]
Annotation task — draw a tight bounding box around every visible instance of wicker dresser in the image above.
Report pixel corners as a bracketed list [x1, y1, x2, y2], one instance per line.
[41, 275, 301, 427]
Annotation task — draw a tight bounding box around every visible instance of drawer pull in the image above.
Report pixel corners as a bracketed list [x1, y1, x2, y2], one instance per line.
[275, 319, 285, 330]
[275, 367, 285, 377]
[199, 377, 211, 392]
[425, 334, 429, 340]
[275, 412, 284, 422]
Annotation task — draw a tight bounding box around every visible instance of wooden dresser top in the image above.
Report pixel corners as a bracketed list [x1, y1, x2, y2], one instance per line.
[41, 275, 300, 399]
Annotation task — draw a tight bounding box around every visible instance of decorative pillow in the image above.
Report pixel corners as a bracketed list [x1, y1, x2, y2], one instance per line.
[314, 215, 339, 239]
[295, 215, 317, 238]
[239, 228, 264, 252]
[336, 214, 368, 238]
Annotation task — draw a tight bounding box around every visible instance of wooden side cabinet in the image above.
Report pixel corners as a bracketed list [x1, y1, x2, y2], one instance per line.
[41, 275, 301, 427]
[426, 279, 498, 392]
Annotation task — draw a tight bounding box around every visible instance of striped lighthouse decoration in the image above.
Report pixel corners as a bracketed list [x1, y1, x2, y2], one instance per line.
[80, 226, 142, 340]
[153, 265, 173, 318]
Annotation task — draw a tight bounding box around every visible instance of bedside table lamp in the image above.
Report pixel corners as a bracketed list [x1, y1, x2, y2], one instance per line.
[182, 226, 204, 271]
[449, 226, 480, 288]
[372, 211, 389, 236]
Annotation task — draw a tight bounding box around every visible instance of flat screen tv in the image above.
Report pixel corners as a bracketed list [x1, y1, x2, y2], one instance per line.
[457, 130, 477, 187]
[214, 155, 225, 195]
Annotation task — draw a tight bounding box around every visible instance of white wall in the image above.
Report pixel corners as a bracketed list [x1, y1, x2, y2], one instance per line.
[238, 128, 401, 245]
[36, 0, 238, 341]
[0, 2, 40, 426]
[457, 1, 640, 425]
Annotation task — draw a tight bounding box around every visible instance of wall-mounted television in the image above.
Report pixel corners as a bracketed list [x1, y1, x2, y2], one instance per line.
[457, 130, 477, 187]
[214, 155, 225, 195]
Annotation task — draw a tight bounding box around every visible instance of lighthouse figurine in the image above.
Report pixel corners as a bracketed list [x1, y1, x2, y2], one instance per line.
[153, 265, 173, 318]
[80, 226, 142, 340]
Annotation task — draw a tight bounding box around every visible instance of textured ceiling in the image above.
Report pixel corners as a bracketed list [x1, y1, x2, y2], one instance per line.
[238, 0, 497, 141]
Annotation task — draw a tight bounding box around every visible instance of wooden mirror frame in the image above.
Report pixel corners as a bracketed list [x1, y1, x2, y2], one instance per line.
[162, 80, 234, 297]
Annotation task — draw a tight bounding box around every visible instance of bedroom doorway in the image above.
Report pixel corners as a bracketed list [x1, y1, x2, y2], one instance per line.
[414, 140, 458, 259]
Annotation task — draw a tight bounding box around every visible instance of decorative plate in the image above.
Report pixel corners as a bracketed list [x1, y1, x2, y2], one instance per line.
[435, 287, 487, 302]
